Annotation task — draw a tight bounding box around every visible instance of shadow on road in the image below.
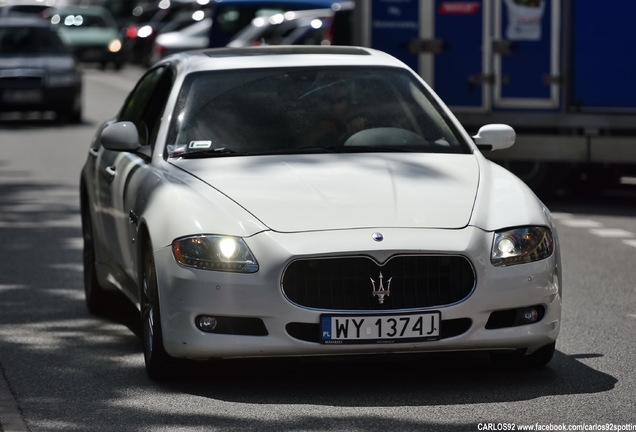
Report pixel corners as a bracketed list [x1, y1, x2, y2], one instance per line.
[93, 289, 617, 407]
[169, 349, 616, 405]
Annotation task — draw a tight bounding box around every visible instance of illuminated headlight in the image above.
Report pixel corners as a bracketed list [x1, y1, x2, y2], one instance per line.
[47, 72, 79, 87]
[108, 39, 122, 53]
[172, 235, 259, 273]
[137, 25, 153, 38]
[491, 227, 554, 267]
[310, 19, 324, 29]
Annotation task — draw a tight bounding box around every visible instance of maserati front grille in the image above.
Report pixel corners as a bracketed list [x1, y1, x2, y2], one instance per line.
[282, 255, 475, 311]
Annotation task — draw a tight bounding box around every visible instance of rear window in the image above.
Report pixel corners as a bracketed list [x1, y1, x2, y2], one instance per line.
[0, 25, 68, 54]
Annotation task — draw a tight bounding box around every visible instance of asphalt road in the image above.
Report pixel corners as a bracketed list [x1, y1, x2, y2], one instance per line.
[0, 66, 635, 432]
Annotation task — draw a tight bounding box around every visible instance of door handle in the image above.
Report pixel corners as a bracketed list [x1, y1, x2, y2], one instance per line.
[469, 74, 496, 85]
[492, 40, 514, 56]
[408, 38, 445, 54]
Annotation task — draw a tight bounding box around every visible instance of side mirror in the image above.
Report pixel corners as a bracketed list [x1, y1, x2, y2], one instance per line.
[472, 124, 515, 151]
[101, 121, 141, 152]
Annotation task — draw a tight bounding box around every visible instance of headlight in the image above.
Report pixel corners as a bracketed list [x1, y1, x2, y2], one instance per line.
[108, 39, 122, 53]
[172, 235, 259, 273]
[491, 227, 554, 267]
[137, 25, 153, 38]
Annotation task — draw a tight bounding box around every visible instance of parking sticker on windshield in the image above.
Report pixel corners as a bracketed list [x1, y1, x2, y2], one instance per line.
[189, 140, 213, 149]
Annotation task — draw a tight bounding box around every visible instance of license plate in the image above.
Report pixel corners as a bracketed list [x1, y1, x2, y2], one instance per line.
[80, 49, 103, 61]
[2, 89, 43, 104]
[320, 311, 441, 344]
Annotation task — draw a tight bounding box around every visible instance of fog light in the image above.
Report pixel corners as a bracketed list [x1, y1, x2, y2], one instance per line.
[196, 316, 218, 332]
[487, 305, 545, 329]
[521, 307, 539, 324]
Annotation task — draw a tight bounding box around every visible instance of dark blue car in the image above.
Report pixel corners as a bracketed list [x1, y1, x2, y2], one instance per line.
[0, 17, 82, 122]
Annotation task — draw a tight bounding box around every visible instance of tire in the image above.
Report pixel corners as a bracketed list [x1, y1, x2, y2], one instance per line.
[490, 342, 556, 369]
[56, 101, 82, 124]
[523, 342, 556, 367]
[69, 106, 82, 124]
[141, 241, 178, 379]
[81, 205, 112, 315]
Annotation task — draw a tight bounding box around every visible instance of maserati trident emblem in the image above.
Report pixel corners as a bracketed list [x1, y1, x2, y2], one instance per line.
[371, 232, 384, 242]
[370, 272, 392, 304]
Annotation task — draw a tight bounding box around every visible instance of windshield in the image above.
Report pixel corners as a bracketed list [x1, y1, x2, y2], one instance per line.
[167, 66, 469, 158]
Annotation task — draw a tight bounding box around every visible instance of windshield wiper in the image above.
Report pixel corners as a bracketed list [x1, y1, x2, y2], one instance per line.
[341, 145, 421, 153]
[283, 145, 341, 154]
[169, 145, 244, 159]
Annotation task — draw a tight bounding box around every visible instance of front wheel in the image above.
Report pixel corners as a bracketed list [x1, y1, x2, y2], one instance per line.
[141, 242, 178, 379]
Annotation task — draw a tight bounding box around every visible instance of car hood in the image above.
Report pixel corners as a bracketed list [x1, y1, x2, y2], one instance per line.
[0, 55, 76, 72]
[172, 153, 479, 232]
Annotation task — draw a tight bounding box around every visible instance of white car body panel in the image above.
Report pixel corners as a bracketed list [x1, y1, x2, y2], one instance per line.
[169, 153, 479, 232]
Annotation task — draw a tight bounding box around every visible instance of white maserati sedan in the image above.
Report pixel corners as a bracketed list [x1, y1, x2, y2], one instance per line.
[80, 46, 562, 379]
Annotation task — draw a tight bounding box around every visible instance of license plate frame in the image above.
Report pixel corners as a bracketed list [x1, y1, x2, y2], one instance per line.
[2, 89, 43, 104]
[320, 311, 441, 345]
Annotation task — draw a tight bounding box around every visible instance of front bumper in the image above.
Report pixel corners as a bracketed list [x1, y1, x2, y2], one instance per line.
[154, 226, 561, 360]
[71, 45, 123, 65]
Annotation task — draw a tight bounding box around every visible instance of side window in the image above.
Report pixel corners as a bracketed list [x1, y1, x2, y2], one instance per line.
[118, 66, 174, 150]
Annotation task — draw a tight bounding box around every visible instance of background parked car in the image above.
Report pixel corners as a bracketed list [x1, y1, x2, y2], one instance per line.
[52, 5, 125, 70]
[121, 0, 208, 66]
[227, 3, 353, 47]
[0, 16, 82, 122]
[207, 0, 345, 47]
[149, 16, 210, 64]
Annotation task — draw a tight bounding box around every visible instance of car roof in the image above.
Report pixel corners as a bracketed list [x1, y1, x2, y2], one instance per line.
[57, 5, 110, 15]
[163, 45, 409, 74]
[0, 0, 59, 5]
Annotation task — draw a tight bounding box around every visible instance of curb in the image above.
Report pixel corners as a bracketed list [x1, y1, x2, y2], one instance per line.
[0, 364, 28, 432]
